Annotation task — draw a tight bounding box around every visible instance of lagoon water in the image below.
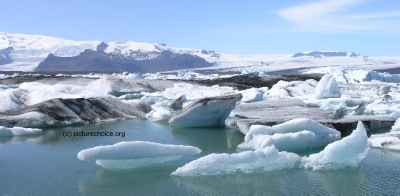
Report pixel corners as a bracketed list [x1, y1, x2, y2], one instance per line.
[1, 119, 399, 195]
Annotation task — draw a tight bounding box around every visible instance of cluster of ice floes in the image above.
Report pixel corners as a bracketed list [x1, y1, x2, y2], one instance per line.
[172, 122, 370, 176]
[305, 67, 400, 84]
[77, 141, 201, 169]
[0, 126, 42, 136]
[238, 118, 341, 152]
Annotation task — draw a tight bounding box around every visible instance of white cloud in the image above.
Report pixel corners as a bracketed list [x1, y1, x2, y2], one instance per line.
[277, 0, 400, 33]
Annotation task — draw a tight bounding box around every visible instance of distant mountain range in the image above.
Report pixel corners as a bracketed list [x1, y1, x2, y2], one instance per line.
[0, 32, 399, 73]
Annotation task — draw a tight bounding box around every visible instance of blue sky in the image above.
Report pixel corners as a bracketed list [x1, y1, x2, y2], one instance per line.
[1, 0, 399, 56]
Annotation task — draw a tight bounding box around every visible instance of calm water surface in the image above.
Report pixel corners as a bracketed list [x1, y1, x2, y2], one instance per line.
[0, 119, 399, 195]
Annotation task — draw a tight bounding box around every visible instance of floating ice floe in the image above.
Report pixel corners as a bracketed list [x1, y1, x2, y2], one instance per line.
[315, 74, 341, 99]
[77, 141, 201, 169]
[369, 131, 400, 151]
[172, 121, 369, 176]
[238, 118, 341, 152]
[169, 94, 242, 127]
[368, 119, 400, 151]
[171, 146, 300, 176]
[0, 126, 42, 136]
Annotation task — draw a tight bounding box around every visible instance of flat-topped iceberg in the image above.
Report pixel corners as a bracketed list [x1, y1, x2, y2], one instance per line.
[0, 126, 42, 136]
[78, 141, 201, 169]
[172, 121, 369, 176]
[169, 94, 242, 127]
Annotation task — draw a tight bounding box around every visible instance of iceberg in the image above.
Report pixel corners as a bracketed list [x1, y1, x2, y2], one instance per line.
[78, 141, 201, 169]
[0, 97, 149, 127]
[169, 94, 242, 127]
[239, 118, 341, 152]
[369, 131, 400, 151]
[0, 126, 42, 136]
[172, 121, 369, 176]
[239, 88, 265, 103]
[315, 74, 341, 99]
[171, 146, 301, 176]
[302, 121, 370, 170]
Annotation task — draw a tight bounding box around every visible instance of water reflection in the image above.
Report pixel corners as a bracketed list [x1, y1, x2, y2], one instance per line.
[169, 126, 243, 154]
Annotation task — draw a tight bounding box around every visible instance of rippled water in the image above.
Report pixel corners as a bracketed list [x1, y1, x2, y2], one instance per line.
[0, 119, 399, 195]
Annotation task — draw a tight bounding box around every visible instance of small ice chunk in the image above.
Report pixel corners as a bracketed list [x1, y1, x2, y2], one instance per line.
[315, 74, 341, 99]
[0, 126, 42, 136]
[146, 107, 175, 121]
[171, 146, 301, 176]
[240, 88, 264, 103]
[302, 121, 370, 170]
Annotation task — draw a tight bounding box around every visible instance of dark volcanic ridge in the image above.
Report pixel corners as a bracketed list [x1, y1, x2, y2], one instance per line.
[34, 48, 214, 72]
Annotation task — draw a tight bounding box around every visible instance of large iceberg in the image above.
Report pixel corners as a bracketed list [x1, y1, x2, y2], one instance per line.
[169, 94, 242, 127]
[0, 82, 111, 112]
[78, 141, 201, 169]
[0, 126, 42, 136]
[315, 74, 341, 99]
[172, 121, 369, 176]
[0, 97, 149, 127]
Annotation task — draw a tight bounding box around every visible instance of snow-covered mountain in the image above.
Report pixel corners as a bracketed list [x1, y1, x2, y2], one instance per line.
[0, 32, 219, 71]
[1, 32, 400, 72]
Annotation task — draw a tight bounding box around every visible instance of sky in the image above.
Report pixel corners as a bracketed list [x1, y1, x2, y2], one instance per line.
[1, 0, 399, 56]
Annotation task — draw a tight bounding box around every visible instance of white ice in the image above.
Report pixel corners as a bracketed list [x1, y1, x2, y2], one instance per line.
[263, 80, 316, 99]
[239, 87, 267, 103]
[78, 141, 201, 169]
[0, 82, 110, 112]
[0, 126, 42, 136]
[302, 121, 370, 170]
[169, 94, 241, 127]
[315, 74, 341, 99]
[172, 121, 369, 176]
[239, 118, 341, 152]
[368, 119, 400, 151]
[171, 146, 301, 176]
[142, 83, 236, 101]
